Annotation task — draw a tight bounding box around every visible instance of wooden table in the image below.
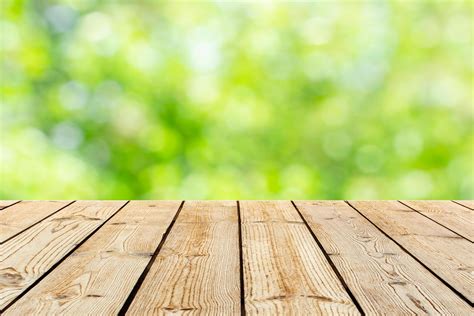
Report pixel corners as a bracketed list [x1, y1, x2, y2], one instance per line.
[0, 200, 472, 315]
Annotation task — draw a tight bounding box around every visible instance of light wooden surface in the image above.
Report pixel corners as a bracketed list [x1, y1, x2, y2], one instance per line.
[127, 200, 241, 315]
[349, 200, 474, 303]
[0, 201, 20, 210]
[4, 201, 180, 315]
[0, 200, 73, 243]
[401, 200, 474, 241]
[0, 200, 127, 310]
[240, 201, 359, 315]
[0, 200, 472, 315]
[453, 200, 474, 210]
[295, 201, 471, 314]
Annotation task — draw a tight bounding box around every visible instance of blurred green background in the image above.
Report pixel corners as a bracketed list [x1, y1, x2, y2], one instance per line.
[1, 0, 473, 199]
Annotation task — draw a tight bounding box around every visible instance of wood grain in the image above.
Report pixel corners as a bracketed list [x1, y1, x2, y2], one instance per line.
[0, 200, 73, 243]
[402, 200, 473, 241]
[296, 200, 471, 314]
[0, 200, 127, 310]
[0, 201, 19, 210]
[350, 200, 474, 303]
[2, 200, 472, 314]
[453, 200, 474, 210]
[127, 200, 241, 315]
[3, 201, 181, 315]
[240, 200, 360, 315]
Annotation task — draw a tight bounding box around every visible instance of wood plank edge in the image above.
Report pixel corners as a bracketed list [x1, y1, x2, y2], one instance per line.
[1, 200, 131, 313]
[0, 201, 77, 245]
[398, 200, 472, 242]
[236, 201, 246, 316]
[451, 200, 474, 210]
[345, 201, 473, 306]
[0, 200, 22, 210]
[290, 200, 365, 314]
[117, 200, 185, 316]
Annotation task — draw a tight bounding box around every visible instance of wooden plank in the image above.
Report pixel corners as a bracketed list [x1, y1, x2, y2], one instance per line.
[295, 200, 471, 314]
[401, 200, 473, 241]
[0, 201, 19, 210]
[240, 200, 359, 315]
[453, 200, 474, 210]
[126, 200, 241, 315]
[0, 200, 127, 311]
[0, 200, 73, 243]
[2, 201, 181, 315]
[350, 200, 474, 303]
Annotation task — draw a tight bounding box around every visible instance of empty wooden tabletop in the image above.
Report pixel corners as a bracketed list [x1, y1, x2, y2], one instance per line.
[0, 200, 472, 315]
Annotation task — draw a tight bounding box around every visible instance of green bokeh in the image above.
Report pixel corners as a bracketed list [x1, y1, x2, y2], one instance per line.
[1, 0, 473, 199]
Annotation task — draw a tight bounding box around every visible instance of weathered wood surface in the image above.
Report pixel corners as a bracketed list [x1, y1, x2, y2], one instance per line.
[401, 200, 474, 241]
[3, 201, 180, 315]
[0, 200, 73, 243]
[349, 200, 474, 304]
[127, 200, 241, 315]
[0, 200, 127, 310]
[0, 201, 19, 210]
[0, 200, 472, 315]
[295, 200, 471, 314]
[453, 200, 474, 210]
[240, 200, 360, 315]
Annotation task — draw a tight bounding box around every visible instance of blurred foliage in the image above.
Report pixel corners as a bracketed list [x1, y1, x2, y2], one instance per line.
[0, 0, 473, 199]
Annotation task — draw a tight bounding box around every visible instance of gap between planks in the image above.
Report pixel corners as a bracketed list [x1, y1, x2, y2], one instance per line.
[0, 201, 131, 312]
[1, 200, 472, 315]
[0, 200, 22, 210]
[346, 201, 473, 305]
[2, 201, 199, 314]
[0, 200, 76, 244]
[452, 200, 474, 210]
[125, 200, 241, 315]
[240, 201, 361, 315]
[291, 201, 364, 314]
[118, 200, 185, 315]
[295, 200, 471, 314]
[399, 200, 473, 242]
[237, 201, 247, 316]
